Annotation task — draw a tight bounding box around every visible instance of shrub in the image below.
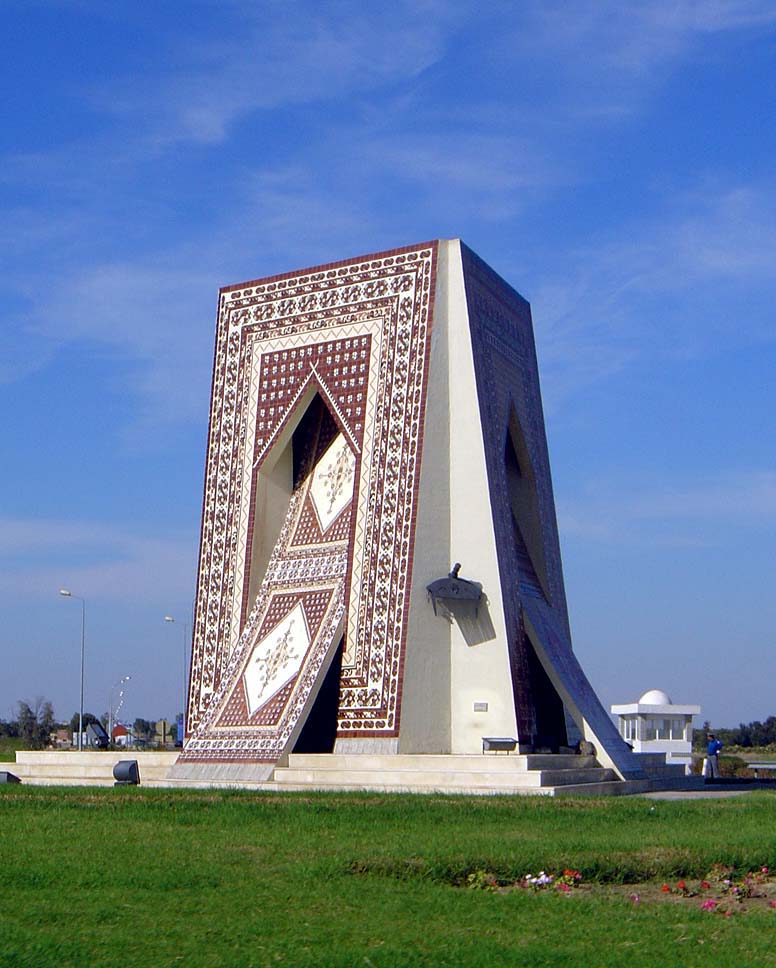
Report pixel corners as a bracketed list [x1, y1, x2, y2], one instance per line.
[718, 755, 753, 778]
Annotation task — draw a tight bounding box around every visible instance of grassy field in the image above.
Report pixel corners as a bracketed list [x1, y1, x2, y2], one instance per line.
[1, 787, 776, 967]
[0, 738, 24, 762]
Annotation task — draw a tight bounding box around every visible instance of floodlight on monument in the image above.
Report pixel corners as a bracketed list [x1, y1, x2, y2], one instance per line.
[108, 675, 131, 747]
[59, 588, 86, 752]
[164, 616, 189, 743]
[113, 759, 140, 786]
[426, 562, 483, 616]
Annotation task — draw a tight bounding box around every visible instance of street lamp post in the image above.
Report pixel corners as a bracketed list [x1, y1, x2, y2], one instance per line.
[109, 675, 131, 747]
[164, 616, 189, 744]
[59, 589, 85, 751]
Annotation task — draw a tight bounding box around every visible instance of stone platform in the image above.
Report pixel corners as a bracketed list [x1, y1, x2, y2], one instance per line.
[11, 751, 181, 787]
[11, 750, 700, 796]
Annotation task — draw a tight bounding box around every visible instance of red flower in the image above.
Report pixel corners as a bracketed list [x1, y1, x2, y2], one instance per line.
[701, 880, 711, 889]
[662, 884, 670, 892]
[678, 880, 686, 890]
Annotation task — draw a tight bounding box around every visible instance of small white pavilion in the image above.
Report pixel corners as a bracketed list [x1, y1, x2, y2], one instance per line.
[611, 689, 700, 775]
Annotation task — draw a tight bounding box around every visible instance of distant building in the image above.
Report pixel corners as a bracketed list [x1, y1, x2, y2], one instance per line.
[155, 720, 173, 748]
[112, 724, 129, 747]
[50, 728, 71, 749]
[611, 689, 700, 775]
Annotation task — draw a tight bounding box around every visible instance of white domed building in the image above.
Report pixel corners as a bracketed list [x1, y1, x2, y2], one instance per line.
[611, 690, 700, 774]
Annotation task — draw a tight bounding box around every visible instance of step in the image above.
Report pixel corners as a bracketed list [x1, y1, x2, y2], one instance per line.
[12, 764, 175, 781]
[11, 750, 660, 795]
[9, 775, 115, 787]
[141, 777, 268, 790]
[14, 764, 116, 779]
[641, 763, 687, 779]
[12, 751, 179, 786]
[262, 780, 558, 796]
[536, 767, 616, 786]
[646, 774, 704, 792]
[285, 753, 599, 772]
[11, 775, 647, 796]
[554, 779, 651, 797]
[274, 764, 614, 787]
[14, 751, 178, 767]
[265, 777, 650, 797]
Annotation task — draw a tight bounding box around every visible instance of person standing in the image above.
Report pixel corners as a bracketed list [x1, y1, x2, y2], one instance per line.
[706, 733, 723, 779]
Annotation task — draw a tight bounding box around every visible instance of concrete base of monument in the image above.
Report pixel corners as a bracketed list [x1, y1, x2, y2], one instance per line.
[12, 749, 703, 795]
[265, 752, 700, 796]
[12, 750, 180, 787]
[167, 760, 276, 784]
[11, 751, 274, 789]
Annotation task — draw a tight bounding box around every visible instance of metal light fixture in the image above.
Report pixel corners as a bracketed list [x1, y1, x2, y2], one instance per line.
[113, 759, 140, 785]
[426, 563, 483, 616]
[164, 616, 189, 744]
[108, 675, 131, 747]
[59, 588, 86, 751]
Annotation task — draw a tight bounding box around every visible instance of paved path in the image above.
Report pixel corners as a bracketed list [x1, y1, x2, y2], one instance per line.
[645, 781, 776, 800]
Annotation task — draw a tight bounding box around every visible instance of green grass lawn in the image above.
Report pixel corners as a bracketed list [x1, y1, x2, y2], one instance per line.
[1, 787, 776, 967]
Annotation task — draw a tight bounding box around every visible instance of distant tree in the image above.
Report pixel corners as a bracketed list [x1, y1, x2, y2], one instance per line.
[716, 727, 738, 747]
[1, 718, 19, 738]
[695, 716, 776, 750]
[38, 700, 55, 739]
[16, 698, 56, 749]
[736, 716, 776, 747]
[736, 722, 753, 747]
[133, 719, 155, 743]
[69, 711, 100, 737]
[16, 702, 37, 745]
[693, 721, 712, 750]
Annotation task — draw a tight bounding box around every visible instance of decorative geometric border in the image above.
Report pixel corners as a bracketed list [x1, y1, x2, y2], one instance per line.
[179, 412, 352, 762]
[186, 243, 437, 749]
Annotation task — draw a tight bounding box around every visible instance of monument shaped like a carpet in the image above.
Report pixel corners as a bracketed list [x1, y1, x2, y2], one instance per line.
[173, 240, 645, 785]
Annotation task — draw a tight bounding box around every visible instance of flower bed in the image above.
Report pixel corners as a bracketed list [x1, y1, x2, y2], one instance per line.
[465, 863, 776, 916]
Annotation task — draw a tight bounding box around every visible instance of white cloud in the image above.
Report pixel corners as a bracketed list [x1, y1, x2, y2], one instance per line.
[531, 179, 776, 410]
[509, 0, 776, 117]
[15, 260, 217, 426]
[4, 3, 776, 431]
[87, 1, 466, 149]
[359, 132, 564, 221]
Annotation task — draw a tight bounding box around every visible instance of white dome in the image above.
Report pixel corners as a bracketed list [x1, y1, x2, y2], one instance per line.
[639, 688, 672, 705]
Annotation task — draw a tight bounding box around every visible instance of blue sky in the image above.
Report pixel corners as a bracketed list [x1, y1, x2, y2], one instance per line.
[1, 0, 774, 731]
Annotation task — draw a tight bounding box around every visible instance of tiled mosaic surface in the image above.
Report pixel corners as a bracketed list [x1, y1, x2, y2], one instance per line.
[180, 404, 352, 761]
[184, 243, 436, 761]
